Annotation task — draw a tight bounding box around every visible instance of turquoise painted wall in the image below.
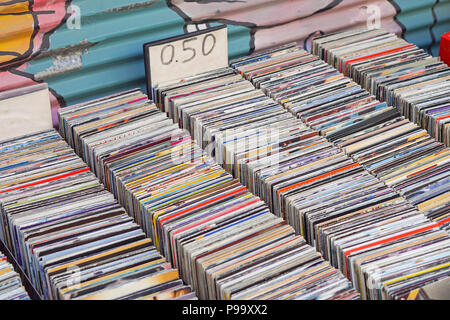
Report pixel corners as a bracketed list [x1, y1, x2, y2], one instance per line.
[24, 0, 251, 106]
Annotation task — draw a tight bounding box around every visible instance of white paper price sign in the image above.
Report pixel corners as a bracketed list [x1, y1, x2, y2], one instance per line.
[144, 25, 228, 99]
[0, 83, 53, 141]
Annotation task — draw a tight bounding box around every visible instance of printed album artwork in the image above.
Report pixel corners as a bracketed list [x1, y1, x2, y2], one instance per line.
[0, 27, 449, 301]
[0, 250, 29, 300]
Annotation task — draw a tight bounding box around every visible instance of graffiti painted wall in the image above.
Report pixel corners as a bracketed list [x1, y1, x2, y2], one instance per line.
[0, 0, 449, 127]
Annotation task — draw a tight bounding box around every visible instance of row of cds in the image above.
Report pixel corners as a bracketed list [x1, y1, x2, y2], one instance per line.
[0, 250, 29, 300]
[58, 89, 360, 300]
[0, 130, 196, 300]
[311, 28, 450, 147]
[230, 43, 450, 231]
[151, 48, 450, 299]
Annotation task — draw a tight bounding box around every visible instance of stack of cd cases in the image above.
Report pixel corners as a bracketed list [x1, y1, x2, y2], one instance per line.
[58, 89, 361, 300]
[0, 250, 30, 300]
[311, 28, 450, 147]
[148, 49, 449, 299]
[0, 130, 196, 300]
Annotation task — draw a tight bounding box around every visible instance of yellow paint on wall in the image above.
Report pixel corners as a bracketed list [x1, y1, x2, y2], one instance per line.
[0, 1, 34, 64]
[0, 1, 30, 14]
